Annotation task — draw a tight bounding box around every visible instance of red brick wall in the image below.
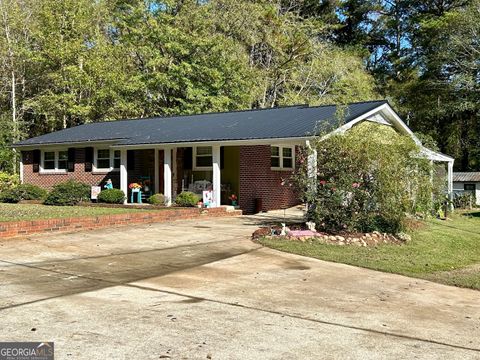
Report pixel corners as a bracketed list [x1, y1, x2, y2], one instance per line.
[0, 207, 242, 239]
[22, 149, 119, 189]
[238, 145, 300, 214]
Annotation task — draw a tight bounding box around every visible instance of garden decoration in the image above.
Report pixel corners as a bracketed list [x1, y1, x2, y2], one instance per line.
[229, 194, 238, 206]
[129, 182, 142, 203]
[104, 178, 113, 189]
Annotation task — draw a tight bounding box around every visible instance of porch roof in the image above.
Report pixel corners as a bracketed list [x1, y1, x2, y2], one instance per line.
[14, 100, 387, 147]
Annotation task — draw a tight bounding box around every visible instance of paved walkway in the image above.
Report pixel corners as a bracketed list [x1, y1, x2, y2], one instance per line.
[0, 213, 479, 359]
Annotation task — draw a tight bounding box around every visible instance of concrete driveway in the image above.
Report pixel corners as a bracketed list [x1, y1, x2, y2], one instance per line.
[0, 214, 479, 359]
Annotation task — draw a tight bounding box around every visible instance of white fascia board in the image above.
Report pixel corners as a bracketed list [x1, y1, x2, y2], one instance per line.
[419, 146, 455, 163]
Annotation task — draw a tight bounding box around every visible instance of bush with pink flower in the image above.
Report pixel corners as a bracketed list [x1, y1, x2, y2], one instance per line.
[293, 122, 442, 234]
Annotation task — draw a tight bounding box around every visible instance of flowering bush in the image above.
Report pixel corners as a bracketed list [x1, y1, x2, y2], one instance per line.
[294, 122, 442, 234]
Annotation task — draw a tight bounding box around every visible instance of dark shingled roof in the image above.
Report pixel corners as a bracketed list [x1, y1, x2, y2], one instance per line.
[14, 100, 387, 147]
[453, 172, 480, 182]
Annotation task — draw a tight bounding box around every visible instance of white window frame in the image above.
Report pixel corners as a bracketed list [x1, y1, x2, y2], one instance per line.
[40, 149, 68, 173]
[93, 148, 120, 172]
[193, 146, 213, 171]
[271, 145, 295, 171]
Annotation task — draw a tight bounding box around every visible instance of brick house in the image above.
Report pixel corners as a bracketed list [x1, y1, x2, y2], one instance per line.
[13, 101, 454, 214]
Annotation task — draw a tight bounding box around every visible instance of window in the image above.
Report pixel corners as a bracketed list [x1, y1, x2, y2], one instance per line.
[43, 151, 55, 170]
[194, 146, 213, 169]
[282, 147, 293, 168]
[96, 149, 111, 169]
[464, 184, 476, 191]
[271, 147, 280, 168]
[113, 150, 121, 169]
[94, 149, 120, 171]
[58, 151, 68, 170]
[271, 145, 295, 170]
[41, 150, 67, 172]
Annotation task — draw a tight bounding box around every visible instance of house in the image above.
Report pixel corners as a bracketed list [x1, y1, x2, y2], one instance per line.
[13, 100, 454, 214]
[453, 172, 480, 205]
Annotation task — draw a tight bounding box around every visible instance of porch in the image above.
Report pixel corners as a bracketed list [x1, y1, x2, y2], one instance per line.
[118, 146, 240, 207]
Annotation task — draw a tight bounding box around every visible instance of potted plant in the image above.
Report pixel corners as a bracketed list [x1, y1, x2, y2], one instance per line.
[129, 182, 142, 192]
[229, 194, 238, 206]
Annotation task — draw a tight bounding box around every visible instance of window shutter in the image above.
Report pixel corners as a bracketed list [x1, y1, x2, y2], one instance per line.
[32, 150, 40, 173]
[67, 148, 76, 172]
[84, 147, 93, 172]
[127, 150, 135, 171]
[184, 147, 192, 170]
[220, 146, 224, 170]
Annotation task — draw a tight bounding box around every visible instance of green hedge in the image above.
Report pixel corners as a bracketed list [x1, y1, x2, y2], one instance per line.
[147, 193, 165, 205]
[97, 189, 126, 204]
[44, 180, 90, 206]
[0, 184, 48, 203]
[175, 191, 201, 207]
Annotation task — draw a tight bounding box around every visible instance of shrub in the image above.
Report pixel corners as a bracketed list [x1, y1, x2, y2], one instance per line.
[294, 122, 440, 234]
[97, 189, 126, 204]
[175, 191, 201, 207]
[453, 192, 475, 209]
[44, 180, 90, 206]
[0, 184, 48, 203]
[0, 171, 19, 193]
[147, 193, 165, 205]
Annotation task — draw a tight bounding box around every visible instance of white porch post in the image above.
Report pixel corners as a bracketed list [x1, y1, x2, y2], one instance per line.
[164, 147, 172, 206]
[212, 145, 221, 207]
[19, 150, 24, 184]
[447, 160, 454, 202]
[120, 149, 128, 204]
[154, 148, 160, 194]
[306, 140, 317, 185]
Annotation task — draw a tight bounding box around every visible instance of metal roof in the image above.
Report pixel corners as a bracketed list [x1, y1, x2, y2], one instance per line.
[452, 172, 480, 182]
[14, 100, 387, 147]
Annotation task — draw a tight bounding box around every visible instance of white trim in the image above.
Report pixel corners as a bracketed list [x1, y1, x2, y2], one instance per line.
[19, 150, 24, 184]
[120, 149, 128, 204]
[212, 145, 221, 207]
[163, 148, 172, 206]
[270, 145, 295, 171]
[193, 145, 213, 171]
[39, 149, 68, 174]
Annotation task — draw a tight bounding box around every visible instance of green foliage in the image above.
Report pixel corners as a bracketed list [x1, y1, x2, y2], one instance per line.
[147, 193, 165, 206]
[175, 191, 201, 207]
[0, 184, 47, 203]
[295, 122, 439, 233]
[97, 189, 125, 204]
[44, 180, 90, 206]
[453, 193, 476, 209]
[0, 171, 19, 193]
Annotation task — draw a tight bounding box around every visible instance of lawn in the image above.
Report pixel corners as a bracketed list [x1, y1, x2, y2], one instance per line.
[259, 211, 480, 290]
[0, 203, 151, 222]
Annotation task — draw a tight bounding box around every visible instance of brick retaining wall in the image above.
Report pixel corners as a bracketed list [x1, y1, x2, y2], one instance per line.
[0, 207, 242, 239]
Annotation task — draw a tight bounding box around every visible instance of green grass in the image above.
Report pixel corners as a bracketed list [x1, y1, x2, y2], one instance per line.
[258, 211, 480, 290]
[0, 203, 151, 222]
